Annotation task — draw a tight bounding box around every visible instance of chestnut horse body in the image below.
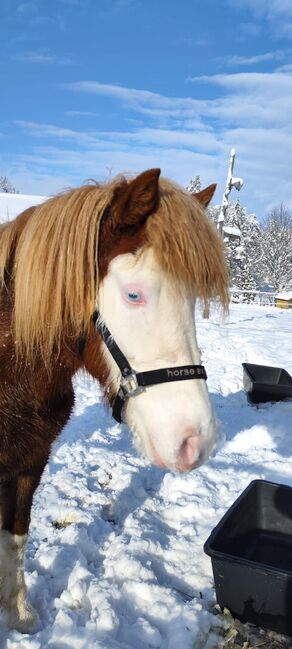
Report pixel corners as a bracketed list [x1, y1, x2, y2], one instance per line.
[0, 170, 228, 631]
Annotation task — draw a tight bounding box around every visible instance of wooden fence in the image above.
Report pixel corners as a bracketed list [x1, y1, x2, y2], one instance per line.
[229, 289, 276, 306]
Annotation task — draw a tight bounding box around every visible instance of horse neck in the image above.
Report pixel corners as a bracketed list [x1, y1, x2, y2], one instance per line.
[47, 326, 105, 390]
[77, 324, 110, 392]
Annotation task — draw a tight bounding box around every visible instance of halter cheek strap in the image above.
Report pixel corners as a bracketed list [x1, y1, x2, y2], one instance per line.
[93, 310, 207, 424]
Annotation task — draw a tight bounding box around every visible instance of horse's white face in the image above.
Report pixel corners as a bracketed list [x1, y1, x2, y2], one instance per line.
[98, 247, 216, 473]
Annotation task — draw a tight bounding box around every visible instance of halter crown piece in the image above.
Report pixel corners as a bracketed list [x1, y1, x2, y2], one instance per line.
[93, 311, 207, 423]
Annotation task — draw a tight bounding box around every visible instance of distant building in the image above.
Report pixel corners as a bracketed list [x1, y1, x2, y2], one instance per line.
[275, 291, 292, 309]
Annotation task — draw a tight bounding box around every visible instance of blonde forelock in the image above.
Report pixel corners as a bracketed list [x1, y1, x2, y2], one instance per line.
[147, 178, 229, 307]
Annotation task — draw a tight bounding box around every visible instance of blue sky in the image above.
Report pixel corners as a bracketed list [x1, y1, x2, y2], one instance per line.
[1, 0, 292, 217]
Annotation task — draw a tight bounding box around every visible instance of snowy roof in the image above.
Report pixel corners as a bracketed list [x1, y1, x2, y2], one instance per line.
[223, 225, 241, 238]
[275, 291, 292, 301]
[0, 192, 47, 223]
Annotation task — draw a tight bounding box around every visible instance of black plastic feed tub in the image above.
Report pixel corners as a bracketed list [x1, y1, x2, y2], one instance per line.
[242, 362, 292, 404]
[204, 480, 292, 636]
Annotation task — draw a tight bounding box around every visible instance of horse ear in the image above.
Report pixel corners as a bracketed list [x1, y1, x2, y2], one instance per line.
[193, 184, 217, 207]
[111, 168, 161, 229]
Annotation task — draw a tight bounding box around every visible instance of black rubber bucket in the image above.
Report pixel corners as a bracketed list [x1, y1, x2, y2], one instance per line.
[204, 480, 292, 636]
[242, 362, 292, 404]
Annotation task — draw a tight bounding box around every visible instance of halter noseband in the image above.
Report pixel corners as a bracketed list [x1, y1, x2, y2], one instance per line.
[92, 311, 207, 424]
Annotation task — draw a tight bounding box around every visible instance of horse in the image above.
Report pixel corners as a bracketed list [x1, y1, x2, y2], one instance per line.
[0, 169, 229, 632]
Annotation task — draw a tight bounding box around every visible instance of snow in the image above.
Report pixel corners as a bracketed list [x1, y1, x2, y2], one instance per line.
[223, 225, 241, 238]
[1, 304, 292, 648]
[0, 190, 291, 644]
[0, 193, 47, 222]
[276, 291, 292, 301]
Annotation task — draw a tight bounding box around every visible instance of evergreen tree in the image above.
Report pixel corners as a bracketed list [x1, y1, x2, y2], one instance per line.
[186, 176, 201, 194]
[208, 200, 261, 301]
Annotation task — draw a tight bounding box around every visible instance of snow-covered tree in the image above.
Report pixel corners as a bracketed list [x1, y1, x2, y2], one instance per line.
[0, 175, 18, 193]
[186, 176, 201, 194]
[208, 200, 261, 301]
[260, 204, 292, 292]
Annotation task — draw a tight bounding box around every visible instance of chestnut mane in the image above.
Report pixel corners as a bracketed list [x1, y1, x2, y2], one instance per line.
[0, 176, 229, 363]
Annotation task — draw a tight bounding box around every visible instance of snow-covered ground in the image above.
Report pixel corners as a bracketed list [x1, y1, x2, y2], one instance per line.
[0, 193, 47, 222]
[2, 303, 292, 649]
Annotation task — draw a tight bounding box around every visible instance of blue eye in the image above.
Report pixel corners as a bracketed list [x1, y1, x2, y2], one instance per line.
[124, 287, 145, 305]
[128, 291, 140, 301]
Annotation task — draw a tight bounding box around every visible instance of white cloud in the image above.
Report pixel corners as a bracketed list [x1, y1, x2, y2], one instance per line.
[12, 50, 74, 65]
[187, 71, 292, 127]
[3, 144, 222, 201]
[63, 81, 211, 130]
[220, 50, 290, 66]
[7, 70, 292, 216]
[237, 0, 292, 19]
[234, 0, 292, 36]
[16, 2, 37, 14]
[65, 74, 292, 131]
[66, 110, 98, 117]
[15, 121, 99, 146]
[14, 121, 221, 154]
[64, 81, 176, 106]
[188, 70, 292, 91]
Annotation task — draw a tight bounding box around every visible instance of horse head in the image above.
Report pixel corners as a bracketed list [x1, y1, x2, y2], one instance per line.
[94, 169, 228, 472]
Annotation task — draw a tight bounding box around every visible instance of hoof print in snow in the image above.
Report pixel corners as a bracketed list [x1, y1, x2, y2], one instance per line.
[101, 504, 116, 525]
[52, 519, 74, 530]
[96, 468, 112, 487]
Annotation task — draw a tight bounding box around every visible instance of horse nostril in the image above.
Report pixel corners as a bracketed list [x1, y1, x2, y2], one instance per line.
[178, 435, 201, 470]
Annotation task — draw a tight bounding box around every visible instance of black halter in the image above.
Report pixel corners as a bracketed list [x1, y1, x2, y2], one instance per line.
[92, 311, 207, 424]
